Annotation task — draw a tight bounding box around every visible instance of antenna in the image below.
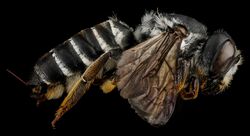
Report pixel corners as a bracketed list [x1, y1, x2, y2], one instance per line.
[6, 69, 27, 86]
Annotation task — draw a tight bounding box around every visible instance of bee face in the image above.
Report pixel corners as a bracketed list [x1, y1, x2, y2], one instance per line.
[198, 31, 242, 95]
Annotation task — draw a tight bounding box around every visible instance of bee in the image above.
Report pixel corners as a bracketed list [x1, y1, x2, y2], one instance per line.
[19, 11, 242, 127]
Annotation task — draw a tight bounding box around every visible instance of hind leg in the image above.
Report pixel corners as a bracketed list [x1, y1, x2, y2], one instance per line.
[51, 52, 112, 127]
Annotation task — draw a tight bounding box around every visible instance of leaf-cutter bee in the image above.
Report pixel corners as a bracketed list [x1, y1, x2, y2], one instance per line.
[19, 11, 242, 127]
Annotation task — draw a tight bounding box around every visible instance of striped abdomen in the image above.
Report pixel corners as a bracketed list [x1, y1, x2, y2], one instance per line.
[28, 19, 135, 86]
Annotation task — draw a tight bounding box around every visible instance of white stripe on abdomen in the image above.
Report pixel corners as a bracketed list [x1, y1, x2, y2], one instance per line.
[108, 20, 125, 49]
[51, 51, 74, 77]
[69, 38, 93, 66]
[34, 65, 51, 85]
[91, 27, 113, 52]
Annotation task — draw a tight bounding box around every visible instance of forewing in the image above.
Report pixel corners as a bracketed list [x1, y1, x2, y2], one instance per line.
[116, 31, 184, 125]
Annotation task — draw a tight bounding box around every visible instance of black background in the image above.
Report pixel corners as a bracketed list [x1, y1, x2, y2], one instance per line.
[1, 0, 249, 135]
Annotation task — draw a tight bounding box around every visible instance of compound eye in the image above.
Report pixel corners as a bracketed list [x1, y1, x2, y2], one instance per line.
[212, 40, 235, 74]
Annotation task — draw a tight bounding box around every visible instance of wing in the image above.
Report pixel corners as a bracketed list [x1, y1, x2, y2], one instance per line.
[116, 29, 186, 125]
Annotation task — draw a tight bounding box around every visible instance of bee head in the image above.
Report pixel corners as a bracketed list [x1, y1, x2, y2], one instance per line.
[198, 31, 242, 95]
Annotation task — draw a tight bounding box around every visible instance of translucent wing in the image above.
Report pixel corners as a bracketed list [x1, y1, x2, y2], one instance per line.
[116, 29, 186, 125]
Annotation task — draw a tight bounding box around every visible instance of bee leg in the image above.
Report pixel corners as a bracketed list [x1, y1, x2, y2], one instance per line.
[100, 78, 116, 93]
[31, 83, 65, 106]
[51, 52, 111, 128]
[176, 61, 190, 92]
[30, 94, 46, 106]
[31, 86, 46, 106]
[95, 57, 117, 94]
[35, 95, 47, 106]
[180, 78, 199, 100]
[45, 83, 65, 100]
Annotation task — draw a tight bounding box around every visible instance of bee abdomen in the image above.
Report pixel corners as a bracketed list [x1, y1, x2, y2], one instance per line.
[28, 19, 134, 85]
